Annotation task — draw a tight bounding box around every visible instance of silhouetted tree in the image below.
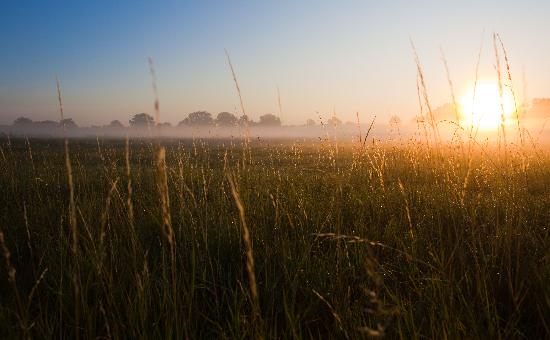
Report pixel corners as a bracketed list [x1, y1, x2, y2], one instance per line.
[306, 119, 316, 127]
[13, 117, 33, 126]
[60, 118, 78, 129]
[179, 111, 213, 126]
[129, 113, 155, 128]
[238, 114, 251, 126]
[108, 120, 124, 128]
[529, 98, 550, 119]
[389, 115, 401, 128]
[215, 112, 237, 126]
[35, 120, 59, 129]
[258, 114, 281, 126]
[327, 116, 342, 127]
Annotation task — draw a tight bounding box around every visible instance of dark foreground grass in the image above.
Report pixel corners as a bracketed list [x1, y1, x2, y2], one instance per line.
[0, 137, 548, 339]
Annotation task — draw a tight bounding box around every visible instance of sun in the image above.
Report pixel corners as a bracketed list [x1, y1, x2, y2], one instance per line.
[459, 81, 517, 131]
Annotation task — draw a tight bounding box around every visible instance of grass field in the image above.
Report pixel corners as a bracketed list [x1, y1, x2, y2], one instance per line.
[0, 136, 548, 338]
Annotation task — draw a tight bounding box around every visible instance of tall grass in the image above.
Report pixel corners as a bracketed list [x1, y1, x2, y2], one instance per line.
[0, 136, 548, 338]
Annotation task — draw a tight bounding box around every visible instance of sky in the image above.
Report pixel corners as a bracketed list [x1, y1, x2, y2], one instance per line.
[1, 0, 549, 126]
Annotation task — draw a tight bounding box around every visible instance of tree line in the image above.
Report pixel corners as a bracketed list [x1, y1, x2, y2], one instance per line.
[11, 111, 285, 129]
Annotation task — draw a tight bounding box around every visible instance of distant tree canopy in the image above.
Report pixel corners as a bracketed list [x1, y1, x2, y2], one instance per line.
[215, 112, 237, 126]
[13, 117, 33, 126]
[60, 118, 78, 129]
[258, 114, 281, 126]
[529, 98, 550, 119]
[432, 103, 456, 121]
[6, 109, 298, 132]
[129, 113, 155, 127]
[238, 114, 250, 126]
[12, 117, 78, 129]
[35, 120, 58, 128]
[327, 116, 342, 127]
[179, 111, 213, 126]
[306, 119, 316, 127]
[108, 120, 124, 128]
[389, 115, 401, 129]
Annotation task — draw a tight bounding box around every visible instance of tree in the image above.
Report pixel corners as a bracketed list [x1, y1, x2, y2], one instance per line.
[258, 113, 281, 126]
[389, 115, 401, 129]
[238, 114, 251, 126]
[527, 98, 550, 119]
[35, 120, 58, 129]
[108, 120, 124, 128]
[215, 112, 237, 126]
[179, 111, 213, 126]
[60, 118, 78, 129]
[129, 113, 155, 128]
[327, 116, 342, 127]
[13, 117, 33, 126]
[306, 119, 316, 127]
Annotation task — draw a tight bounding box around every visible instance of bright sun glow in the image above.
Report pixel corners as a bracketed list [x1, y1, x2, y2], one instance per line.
[459, 81, 517, 131]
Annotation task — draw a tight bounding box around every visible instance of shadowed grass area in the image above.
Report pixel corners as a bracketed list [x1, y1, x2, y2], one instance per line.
[0, 137, 548, 338]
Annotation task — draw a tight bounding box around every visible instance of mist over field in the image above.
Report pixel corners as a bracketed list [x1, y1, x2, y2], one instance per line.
[1, 112, 548, 144]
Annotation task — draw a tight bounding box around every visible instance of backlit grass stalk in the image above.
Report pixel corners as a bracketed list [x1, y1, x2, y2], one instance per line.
[411, 39, 440, 147]
[398, 179, 414, 240]
[470, 35, 485, 143]
[125, 136, 135, 232]
[224, 49, 251, 167]
[415, 72, 430, 148]
[464, 36, 485, 205]
[277, 85, 283, 125]
[56, 77, 80, 340]
[225, 49, 247, 123]
[23, 203, 36, 277]
[440, 47, 460, 125]
[148, 59, 178, 330]
[356, 112, 362, 146]
[25, 137, 35, 173]
[440, 47, 464, 151]
[56, 78, 78, 254]
[496, 33, 523, 148]
[227, 172, 261, 323]
[361, 115, 376, 151]
[148, 57, 160, 131]
[493, 33, 508, 160]
[312, 289, 349, 338]
[100, 178, 119, 248]
[156, 147, 177, 302]
[0, 144, 5, 162]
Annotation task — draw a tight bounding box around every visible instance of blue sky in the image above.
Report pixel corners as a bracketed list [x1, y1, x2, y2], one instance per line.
[1, 0, 549, 125]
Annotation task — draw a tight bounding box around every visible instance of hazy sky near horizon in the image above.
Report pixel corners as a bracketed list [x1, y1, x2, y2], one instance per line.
[1, 0, 549, 126]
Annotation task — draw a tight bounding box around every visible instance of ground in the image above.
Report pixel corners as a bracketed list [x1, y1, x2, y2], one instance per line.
[0, 137, 548, 338]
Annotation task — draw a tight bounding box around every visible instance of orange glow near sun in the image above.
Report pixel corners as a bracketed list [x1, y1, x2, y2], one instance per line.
[459, 81, 517, 131]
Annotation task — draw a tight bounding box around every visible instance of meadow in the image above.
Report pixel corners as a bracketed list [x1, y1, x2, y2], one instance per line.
[0, 135, 548, 339]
